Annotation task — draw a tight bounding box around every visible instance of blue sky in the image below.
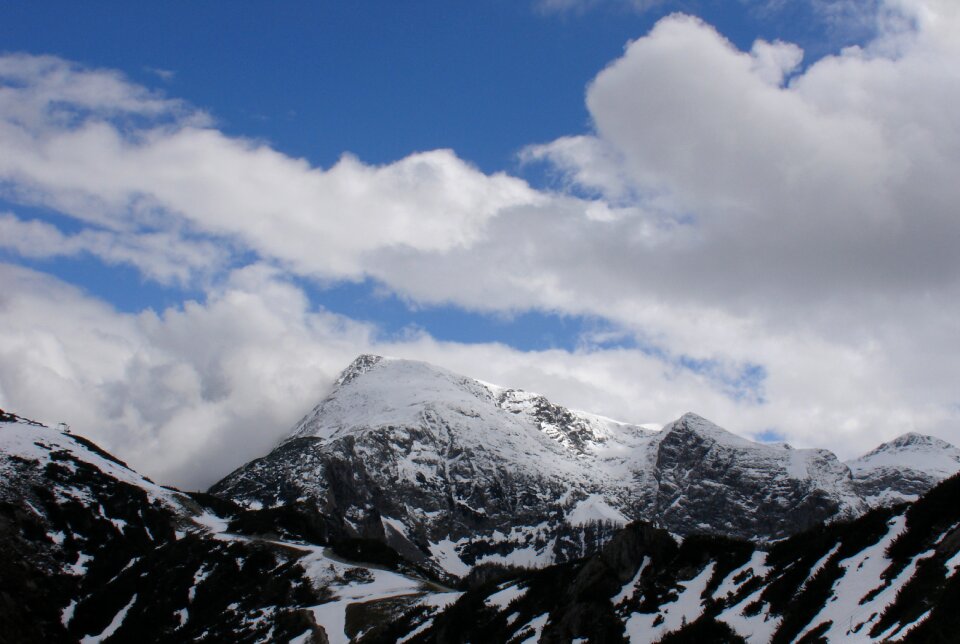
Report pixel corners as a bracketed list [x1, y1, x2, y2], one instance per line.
[0, 1, 874, 173]
[2, 0, 958, 487]
[0, 0, 875, 351]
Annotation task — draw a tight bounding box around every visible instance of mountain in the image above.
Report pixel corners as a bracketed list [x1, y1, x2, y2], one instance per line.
[5, 405, 960, 642]
[5, 347, 960, 644]
[212, 354, 658, 576]
[212, 354, 959, 578]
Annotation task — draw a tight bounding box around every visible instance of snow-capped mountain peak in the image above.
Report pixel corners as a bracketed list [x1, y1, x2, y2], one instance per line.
[213, 355, 960, 579]
[846, 430, 960, 505]
[859, 431, 958, 456]
[848, 430, 960, 478]
[660, 412, 757, 448]
[288, 354, 652, 466]
[289, 354, 502, 443]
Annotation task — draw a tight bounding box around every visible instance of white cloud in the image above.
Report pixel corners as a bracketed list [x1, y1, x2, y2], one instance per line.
[750, 39, 804, 86]
[0, 211, 227, 285]
[145, 67, 176, 82]
[0, 56, 541, 279]
[0, 263, 377, 488]
[0, 53, 193, 127]
[523, 1, 960, 314]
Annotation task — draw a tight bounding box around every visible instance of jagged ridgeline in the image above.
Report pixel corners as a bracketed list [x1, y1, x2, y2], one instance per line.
[213, 355, 960, 577]
[2, 355, 960, 642]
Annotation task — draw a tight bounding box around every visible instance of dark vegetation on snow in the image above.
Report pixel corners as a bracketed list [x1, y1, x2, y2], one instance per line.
[384, 475, 960, 643]
[869, 473, 960, 641]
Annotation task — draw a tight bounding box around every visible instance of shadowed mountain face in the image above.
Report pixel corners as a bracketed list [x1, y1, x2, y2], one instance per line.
[211, 355, 959, 576]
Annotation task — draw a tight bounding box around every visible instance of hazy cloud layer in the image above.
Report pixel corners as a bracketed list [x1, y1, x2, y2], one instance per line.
[1, 0, 959, 487]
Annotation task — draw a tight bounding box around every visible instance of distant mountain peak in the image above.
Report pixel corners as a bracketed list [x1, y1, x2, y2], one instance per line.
[846, 430, 960, 505]
[872, 431, 953, 452]
[663, 411, 756, 449]
[851, 431, 960, 465]
[213, 355, 960, 571]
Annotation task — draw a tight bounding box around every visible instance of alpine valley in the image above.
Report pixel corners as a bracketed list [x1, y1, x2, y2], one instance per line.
[3, 355, 960, 643]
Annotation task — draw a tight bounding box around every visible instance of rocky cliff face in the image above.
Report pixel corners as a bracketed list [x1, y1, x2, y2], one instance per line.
[212, 355, 960, 576]
[651, 413, 866, 539]
[212, 356, 654, 575]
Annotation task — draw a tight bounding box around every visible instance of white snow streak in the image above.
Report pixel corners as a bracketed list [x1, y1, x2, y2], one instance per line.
[79, 593, 137, 644]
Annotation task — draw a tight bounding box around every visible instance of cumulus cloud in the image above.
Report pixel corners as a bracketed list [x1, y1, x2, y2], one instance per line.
[524, 1, 960, 314]
[0, 263, 375, 487]
[2, 1, 960, 486]
[0, 54, 541, 279]
[0, 212, 227, 285]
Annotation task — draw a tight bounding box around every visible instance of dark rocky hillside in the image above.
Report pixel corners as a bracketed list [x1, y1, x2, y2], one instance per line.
[387, 474, 960, 643]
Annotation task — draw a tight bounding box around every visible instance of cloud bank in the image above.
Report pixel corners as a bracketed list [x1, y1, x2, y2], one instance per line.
[1, 1, 959, 488]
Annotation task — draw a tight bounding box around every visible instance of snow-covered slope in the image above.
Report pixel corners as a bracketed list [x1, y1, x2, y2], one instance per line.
[288, 353, 655, 488]
[213, 355, 955, 577]
[214, 355, 656, 576]
[0, 410, 459, 642]
[416, 473, 960, 642]
[0, 409, 188, 512]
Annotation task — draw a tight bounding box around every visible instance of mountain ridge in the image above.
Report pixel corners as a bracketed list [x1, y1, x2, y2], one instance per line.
[212, 355, 960, 577]
[4, 405, 960, 642]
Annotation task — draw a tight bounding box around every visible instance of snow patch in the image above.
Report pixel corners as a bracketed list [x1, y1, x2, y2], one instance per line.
[69, 552, 93, 576]
[518, 613, 550, 643]
[61, 600, 76, 627]
[625, 563, 715, 643]
[80, 593, 137, 643]
[718, 583, 782, 643]
[486, 583, 526, 609]
[567, 494, 628, 526]
[714, 550, 768, 600]
[428, 538, 470, 577]
[613, 557, 649, 605]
